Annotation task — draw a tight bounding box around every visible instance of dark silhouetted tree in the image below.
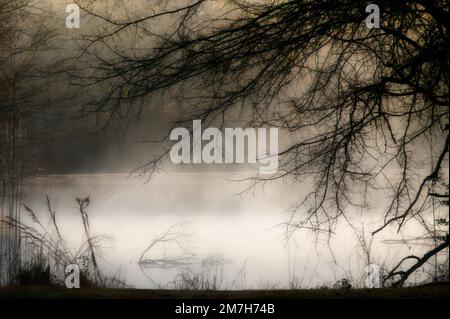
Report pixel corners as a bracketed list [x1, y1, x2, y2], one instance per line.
[77, 0, 449, 286]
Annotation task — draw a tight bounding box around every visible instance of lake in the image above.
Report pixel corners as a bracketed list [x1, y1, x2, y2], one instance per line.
[20, 172, 427, 289]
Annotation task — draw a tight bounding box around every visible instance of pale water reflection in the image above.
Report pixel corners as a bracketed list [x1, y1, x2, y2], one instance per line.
[21, 173, 426, 289]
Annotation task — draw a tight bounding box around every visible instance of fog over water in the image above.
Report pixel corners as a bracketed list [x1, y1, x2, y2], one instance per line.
[22, 172, 427, 289]
[0, 0, 441, 290]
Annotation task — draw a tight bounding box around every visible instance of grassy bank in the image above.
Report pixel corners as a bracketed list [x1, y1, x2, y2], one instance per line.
[0, 284, 448, 299]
